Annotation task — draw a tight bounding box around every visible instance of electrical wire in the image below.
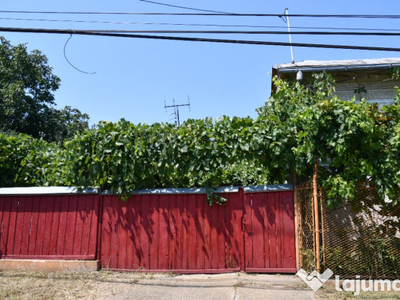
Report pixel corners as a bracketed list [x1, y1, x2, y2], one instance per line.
[81, 29, 400, 36]
[138, 0, 232, 14]
[1, 27, 400, 52]
[2, 11, 400, 19]
[63, 33, 96, 75]
[2, 17, 400, 32]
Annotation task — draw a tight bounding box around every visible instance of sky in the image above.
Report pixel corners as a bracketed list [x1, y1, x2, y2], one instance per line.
[1, 1, 400, 126]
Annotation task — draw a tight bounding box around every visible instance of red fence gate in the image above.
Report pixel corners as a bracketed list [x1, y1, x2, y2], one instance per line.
[0, 185, 296, 273]
[243, 187, 296, 273]
[100, 190, 243, 273]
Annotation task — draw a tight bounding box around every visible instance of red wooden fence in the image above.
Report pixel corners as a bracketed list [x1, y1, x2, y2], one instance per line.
[100, 191, 243, 273]
[0, 190, 99, 260]
[0, 185, 296, 273]
[243, 190, 296, 273]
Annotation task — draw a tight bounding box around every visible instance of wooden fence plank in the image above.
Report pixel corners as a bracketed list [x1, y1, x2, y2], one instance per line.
[0, 187, 295, 273]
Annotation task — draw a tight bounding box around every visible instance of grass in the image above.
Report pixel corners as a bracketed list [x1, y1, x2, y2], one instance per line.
[0, 271, 142, 300]
[1, 270, 399, 300]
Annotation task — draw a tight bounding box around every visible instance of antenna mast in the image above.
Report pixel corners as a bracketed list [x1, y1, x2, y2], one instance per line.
[283, 8, 295, 63]
[164, 96, 191, 126]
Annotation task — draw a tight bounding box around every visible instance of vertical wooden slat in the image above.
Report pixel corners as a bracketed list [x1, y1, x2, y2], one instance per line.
[243, 192, 253, 269]
[267, 192, 277, 268]
[34, 196, 49, 255]
[64, 196, 78, 256]
[28, 197, 41, 255]
[233, 189, 244, 270]
[117, 200, 128, 270]
[158, 194, 169, 270]
[187, 194, 197, 269]
[109, 197, 120, 269]
[0, 197, 13, 256]
[276, 192, 285, 268]
[217, 196, 227, 269]
[13, 196, 26, 256]
[41, 196, 55, 255]
[149, 194, 159, 270]
[81, 195, 93, 256]
[20, 196, 34, 256]
[281, 191, 296, 268]
[195, 195, 204, 269]
[210, 201, 219, 269]
[139, 194, 149, 269]
[49, 196, 62, 256]
[252, 193, 265, 268]
[180, 194, 188, 270]
[71, 196, 86, 256]
[174, 194, 183, 270]
[6, 197, 19, 256]
[100, 196, 111, 268]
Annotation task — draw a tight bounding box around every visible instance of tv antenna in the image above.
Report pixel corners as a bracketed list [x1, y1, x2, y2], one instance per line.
[164, 96, 191, 126]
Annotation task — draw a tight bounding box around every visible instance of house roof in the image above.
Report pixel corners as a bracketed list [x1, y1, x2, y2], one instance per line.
[273, 57, 400, 74]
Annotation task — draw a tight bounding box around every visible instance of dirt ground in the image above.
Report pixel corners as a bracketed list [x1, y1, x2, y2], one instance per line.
[1, 271, 400, 300]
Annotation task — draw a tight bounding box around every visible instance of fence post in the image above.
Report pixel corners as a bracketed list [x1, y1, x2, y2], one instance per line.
[313, 157, 321, 272]
[95, 189, 104, 263]
[293, 171, 301, 271]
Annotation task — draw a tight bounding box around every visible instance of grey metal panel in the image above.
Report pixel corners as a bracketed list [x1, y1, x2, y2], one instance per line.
[0, 186, 98, 195]
[102, 186, 239, 195]
[242, 184, 293, 193]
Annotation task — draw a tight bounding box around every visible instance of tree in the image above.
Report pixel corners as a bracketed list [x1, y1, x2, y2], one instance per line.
[0, 37, 89, 142]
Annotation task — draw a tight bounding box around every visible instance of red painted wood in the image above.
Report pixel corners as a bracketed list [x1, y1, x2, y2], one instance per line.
[243, 192, 252, 269]
[49, 196, 62, 256]
[281, 191, 296, 268]
[180, 194, 188, 270]
[187, 194, 197, 269]
[19, 196, 33, 256]
[267, 192, 278, 268]
[243, 191, 296, 273]
[158, 195, 169, 270]
[0, 187, 295, 273]
[100, 196, 112, 269]
[64, 196, 79, 255]
[13, 196, 25, 255]
[195, 195, 204, 269]
[42, 196, 55, 256]
[0, 194, 99, 260]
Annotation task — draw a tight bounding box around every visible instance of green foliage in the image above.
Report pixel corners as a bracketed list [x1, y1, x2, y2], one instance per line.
[0, 133, 60, 187]
[257, 72, 400, 206]
[2, 70, 400, 207]
[0, 36, 89, 143]
[59, 117, 270, 203]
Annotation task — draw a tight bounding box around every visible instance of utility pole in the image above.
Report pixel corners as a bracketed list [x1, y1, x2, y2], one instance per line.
[164, 96, 191, 126]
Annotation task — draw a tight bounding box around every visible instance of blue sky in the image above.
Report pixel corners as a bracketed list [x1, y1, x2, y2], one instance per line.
[1, 1, 400, 126]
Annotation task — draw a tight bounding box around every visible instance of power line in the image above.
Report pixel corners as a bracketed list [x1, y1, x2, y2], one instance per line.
[1, 27, 400, 52]
[4, 16, 400, 32]
[85, 29, 400, 37]
[2, 11, 400, 19]
[139, 0, 232, 14]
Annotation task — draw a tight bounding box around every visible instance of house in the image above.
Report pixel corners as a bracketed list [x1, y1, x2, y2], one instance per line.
[272, 58, 400, 106]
